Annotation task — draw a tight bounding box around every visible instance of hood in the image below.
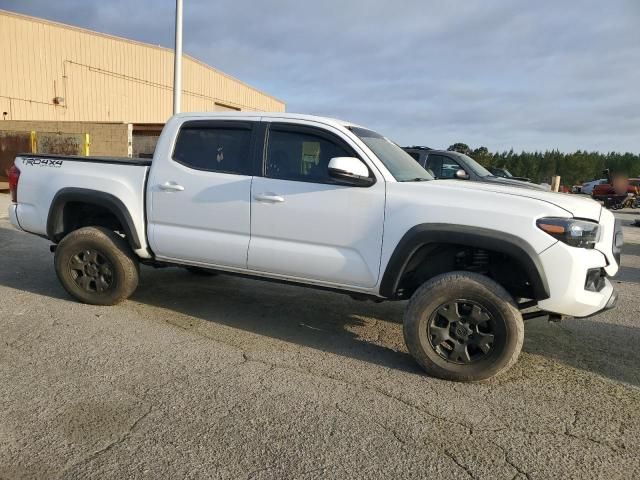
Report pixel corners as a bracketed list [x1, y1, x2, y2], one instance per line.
[483, 176, 548, 191]
[433, 180, 602, 220]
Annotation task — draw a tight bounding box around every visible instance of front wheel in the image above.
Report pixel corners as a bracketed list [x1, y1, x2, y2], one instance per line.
[403, 272, 524, 382]
[54, 227, 139, 305]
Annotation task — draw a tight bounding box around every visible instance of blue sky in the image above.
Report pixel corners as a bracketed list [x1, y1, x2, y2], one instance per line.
[2, 0, 639, 152]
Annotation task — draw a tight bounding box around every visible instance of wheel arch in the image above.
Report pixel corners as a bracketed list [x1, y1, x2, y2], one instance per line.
[46, 187, 142, 250]
[380, 224, 550, 300]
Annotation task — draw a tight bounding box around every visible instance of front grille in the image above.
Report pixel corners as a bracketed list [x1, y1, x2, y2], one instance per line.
[612, 219, 623, 265]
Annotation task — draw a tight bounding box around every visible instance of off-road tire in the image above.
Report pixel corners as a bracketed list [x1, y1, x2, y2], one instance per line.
[54, 227, 139, 305]
[403, 271, 524, 382]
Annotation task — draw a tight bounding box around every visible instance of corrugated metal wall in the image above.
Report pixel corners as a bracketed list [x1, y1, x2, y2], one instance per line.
[0, 10, 285, 123]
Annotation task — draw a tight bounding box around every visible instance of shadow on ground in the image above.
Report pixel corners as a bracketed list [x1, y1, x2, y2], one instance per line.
[524, 315, 640, 387]
[615, 266, 640, 284]
[131, 266, 422, 375]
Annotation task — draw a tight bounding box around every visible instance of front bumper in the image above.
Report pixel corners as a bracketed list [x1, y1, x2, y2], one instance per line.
[537, 242, 616, 317]
[536, 209, 620, 318]
[604, 288, 618, 310]
[576, 287, 618, 319]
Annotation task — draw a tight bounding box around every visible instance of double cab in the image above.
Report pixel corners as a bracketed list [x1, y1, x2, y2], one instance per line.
[7, 112, 622, 381]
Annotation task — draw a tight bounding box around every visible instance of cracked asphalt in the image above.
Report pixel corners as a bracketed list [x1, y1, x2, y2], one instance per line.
[1, 192, 639, 479]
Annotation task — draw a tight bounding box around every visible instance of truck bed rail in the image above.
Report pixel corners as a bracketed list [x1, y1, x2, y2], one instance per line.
[17, 152, 152, 167]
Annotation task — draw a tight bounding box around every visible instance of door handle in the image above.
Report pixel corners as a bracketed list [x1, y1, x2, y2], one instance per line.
[253, 193, 284, 203]
[159, 182, 185, 192]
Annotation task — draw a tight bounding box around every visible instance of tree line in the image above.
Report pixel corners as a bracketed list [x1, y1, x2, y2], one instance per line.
[447, 143, 640, 185]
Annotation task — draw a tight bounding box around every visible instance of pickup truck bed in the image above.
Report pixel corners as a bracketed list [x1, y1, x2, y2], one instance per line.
[12, 153, 152, 258]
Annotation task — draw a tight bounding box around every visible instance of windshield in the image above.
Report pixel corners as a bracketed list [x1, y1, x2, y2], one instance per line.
[453, 153, 493, 178]
[349, 127, 433, 181]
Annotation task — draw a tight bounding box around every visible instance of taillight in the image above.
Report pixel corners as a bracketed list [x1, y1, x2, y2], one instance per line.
[8, 165, 20, 203]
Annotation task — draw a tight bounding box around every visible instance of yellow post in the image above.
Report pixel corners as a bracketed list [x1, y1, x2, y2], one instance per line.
[83, 133, 90, 156]
[30, 131, 37, 153]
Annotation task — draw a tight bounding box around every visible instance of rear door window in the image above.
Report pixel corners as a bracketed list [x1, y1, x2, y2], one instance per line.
[172, 121, 253, 175]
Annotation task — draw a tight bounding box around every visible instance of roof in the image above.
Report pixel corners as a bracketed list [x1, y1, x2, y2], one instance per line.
[404, 147, 458, 155]
[174, 111, 365, 129]
[404, 146, 433, 151]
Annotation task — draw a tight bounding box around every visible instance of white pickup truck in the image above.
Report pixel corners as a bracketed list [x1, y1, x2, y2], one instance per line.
[7, 112, 623, 382]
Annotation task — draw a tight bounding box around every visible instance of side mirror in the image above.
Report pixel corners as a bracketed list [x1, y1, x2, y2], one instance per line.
[455, 169, 470, 180]
[328, 157, 374, 186]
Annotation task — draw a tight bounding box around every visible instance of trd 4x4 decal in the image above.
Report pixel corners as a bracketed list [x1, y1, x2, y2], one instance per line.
[24, 158, 63, 167]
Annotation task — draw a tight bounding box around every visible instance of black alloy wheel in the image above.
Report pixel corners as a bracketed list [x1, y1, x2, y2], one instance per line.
[427, 300, 495, 364]
[69, 248, 115, 293]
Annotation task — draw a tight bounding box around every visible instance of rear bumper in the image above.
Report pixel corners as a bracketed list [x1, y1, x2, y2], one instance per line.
[8, 203, 22, 231]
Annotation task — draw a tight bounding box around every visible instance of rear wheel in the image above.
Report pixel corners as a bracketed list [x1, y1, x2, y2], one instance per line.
[54, 227, 139, 305]
[403, 271, 524, 382]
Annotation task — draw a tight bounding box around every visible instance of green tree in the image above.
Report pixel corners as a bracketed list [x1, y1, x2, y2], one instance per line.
[448, 143, 472, 155]
[459, 143, 640, 185]
[472, 146, 492, 167]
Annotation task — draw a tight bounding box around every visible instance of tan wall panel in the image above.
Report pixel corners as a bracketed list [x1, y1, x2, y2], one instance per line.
[0, 10, 285, 123]
[0, 120, 130, 156]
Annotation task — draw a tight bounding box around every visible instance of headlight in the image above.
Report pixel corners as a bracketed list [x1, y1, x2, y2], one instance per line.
[536, 217, 599, 249]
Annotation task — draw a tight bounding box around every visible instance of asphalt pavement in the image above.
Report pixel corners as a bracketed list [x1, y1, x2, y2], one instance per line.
[1, 193, 639, 479]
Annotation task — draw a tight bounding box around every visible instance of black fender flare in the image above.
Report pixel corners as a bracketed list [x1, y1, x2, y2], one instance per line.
[379, 223, 550, 300]
[46, 187, 142, 250]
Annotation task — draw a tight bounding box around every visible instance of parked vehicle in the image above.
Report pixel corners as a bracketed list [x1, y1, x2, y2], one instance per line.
[487, 167, 531, 183]
[592, 177, 640, 200]
[403, 146, 546, 190]
[604, 194, 638, 210]
[581, 178, 607, 195]
[8, 112, 622, 382]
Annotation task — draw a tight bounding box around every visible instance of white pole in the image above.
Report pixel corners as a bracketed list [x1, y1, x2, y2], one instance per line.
[173, 0, 183, 115]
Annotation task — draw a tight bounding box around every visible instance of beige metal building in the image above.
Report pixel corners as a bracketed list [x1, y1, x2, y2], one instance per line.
[0, 9, 284, 122]
[0, 9, 284, 179]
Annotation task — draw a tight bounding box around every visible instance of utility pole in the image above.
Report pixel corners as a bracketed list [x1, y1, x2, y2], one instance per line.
[173, 0, 183, 114]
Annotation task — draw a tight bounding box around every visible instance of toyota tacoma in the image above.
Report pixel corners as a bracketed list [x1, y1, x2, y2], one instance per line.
[7, 112, 622, 382]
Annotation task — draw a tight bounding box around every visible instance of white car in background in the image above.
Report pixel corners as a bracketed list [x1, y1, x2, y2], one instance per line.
[582, 178, 607, 195]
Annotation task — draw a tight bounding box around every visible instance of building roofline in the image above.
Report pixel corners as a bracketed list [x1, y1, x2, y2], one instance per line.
[0, 8, 285, 106]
